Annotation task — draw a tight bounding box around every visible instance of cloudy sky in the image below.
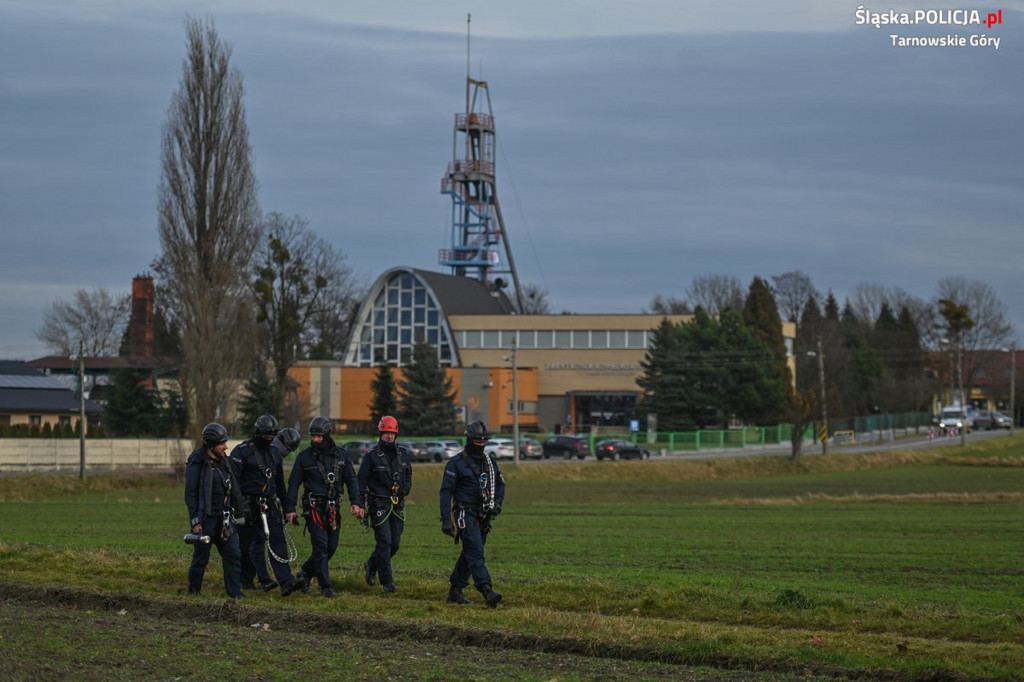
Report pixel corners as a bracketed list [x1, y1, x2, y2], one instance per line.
[1, 0, 1021, 360]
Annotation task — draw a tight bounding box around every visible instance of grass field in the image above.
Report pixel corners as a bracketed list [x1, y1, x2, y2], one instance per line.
[1, 436, 1023, 681]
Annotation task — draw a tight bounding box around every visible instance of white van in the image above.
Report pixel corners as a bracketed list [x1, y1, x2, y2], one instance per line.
[937, 406, 975, 433]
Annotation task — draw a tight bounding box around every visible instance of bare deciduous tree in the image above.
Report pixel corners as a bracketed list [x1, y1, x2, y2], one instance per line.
[520, 283, 551, 315]
[771, 271, 817, 324]
[686, 274, 744, 315]
[35, 286, 129, 356]
[645, 294, 690, 315]
[255, 211, 361, 371]
[936, 276, 1014, 390]
[153, 16, 260, 432]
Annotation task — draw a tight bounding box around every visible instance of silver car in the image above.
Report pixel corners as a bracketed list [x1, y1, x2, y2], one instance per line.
[423, 440, 461, 462]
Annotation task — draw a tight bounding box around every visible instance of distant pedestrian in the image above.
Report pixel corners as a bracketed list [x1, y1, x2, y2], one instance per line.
[230, 415, 307, 597]
[286, 416, 363, 598]
[183, 422, 244, 599]
[440, 420, 505, 607]
[357, 416, 412, 593]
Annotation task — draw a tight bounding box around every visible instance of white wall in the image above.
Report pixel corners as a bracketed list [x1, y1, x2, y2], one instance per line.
[0, 438, 226, 473]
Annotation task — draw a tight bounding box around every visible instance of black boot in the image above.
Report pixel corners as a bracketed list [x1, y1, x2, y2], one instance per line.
[280, 574, 307, 597]
[363, 560, 376, 586]
[446, 586, 471, 604]
[481, 585, 502, 608]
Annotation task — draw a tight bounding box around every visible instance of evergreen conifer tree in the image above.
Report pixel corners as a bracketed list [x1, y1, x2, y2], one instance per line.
[397, 341, 457, 436]
[369, 362, 399, 424]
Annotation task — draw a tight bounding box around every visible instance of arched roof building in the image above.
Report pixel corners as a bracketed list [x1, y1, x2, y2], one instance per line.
[343, 267, 515, 369]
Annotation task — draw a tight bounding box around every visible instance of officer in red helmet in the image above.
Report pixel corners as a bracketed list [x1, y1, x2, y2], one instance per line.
[356, 415, 412, 593]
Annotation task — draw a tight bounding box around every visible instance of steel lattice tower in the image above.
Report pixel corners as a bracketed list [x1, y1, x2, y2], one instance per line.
[438, 16, 524, 311]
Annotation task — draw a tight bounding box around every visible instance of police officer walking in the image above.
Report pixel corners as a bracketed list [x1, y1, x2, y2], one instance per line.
[184, 422, 244, 599]
[230, 415, 306, 597]
[440, 420, 506, 607]
[286, 416, 364, 598]
[357, 416, 412, 594]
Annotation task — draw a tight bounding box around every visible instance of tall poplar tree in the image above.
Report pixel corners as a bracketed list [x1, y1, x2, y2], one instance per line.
[153, 16, 260, 433]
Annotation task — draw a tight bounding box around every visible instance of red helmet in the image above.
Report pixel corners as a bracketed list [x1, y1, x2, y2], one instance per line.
[378, 415, 399, 434]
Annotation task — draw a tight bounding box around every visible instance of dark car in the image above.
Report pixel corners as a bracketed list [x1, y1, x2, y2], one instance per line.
[339, 440, 374, 466]
[542, 435, 591, 460]
[594, 438, 649, 461]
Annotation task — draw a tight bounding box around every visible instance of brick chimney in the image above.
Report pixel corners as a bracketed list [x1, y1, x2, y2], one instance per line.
[129, 276, 155, 358]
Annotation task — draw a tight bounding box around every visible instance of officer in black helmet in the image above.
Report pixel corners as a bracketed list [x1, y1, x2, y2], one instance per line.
[286, 416, 364, 598]
[183, 422, 244, 599]
[230, 415, 306, 597]
[439, 420, 506, 607]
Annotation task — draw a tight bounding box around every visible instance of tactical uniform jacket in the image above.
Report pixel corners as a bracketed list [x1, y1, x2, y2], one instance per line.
[286, 437, 360, 514]
[358, 440, 413, 508]
[184, 447, 243, 527]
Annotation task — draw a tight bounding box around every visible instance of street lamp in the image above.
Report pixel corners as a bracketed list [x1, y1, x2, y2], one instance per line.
[503, 340, 519, 464]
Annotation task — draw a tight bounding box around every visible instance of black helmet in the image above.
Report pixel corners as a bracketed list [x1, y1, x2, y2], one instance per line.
[308, 416, 332, 437]
[202, 422, 229, 447]
[254, 414, 280, 437]
[465, 420, 491, 445]
[275, 427, 301, 453]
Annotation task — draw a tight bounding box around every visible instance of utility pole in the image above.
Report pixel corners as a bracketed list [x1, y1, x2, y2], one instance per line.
[1011, 344, 1016, 434]
[78, 339, 86, 481]
[511, 340, 519, 464]
[956, 335, 966, 447]
[817, 337, 827, 455]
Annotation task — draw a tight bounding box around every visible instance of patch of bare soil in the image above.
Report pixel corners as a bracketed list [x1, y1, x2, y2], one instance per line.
[0, 582, 907, 681]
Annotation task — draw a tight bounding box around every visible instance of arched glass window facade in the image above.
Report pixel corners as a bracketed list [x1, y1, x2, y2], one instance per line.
[345, 269, 457, 367]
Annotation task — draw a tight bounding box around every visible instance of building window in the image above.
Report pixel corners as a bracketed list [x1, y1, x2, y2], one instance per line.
[349, 271, 457, 367]
[622, 329, 647, 348]
[555, 330, 572, 348]
[29, 415, 42, 426]
[536, 330, 554, 348]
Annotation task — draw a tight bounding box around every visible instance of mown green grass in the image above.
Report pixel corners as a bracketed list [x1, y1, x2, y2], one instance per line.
[1, 437, 1023, 680]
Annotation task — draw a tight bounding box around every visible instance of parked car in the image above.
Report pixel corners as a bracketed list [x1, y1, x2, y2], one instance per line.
[594, 438, 649, 461]
[542, 435, 591, 460]
[400, 441, 432, 463]
[339, 440, 375, 465]
[422, 440, 461, 462]
[990, 411, 1013, 429]
[518, 437, 543, 459]
[484, 438, 516, 460]
[973, 410, 1012, 430]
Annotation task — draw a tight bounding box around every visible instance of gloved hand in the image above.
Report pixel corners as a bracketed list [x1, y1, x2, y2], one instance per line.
[442, 522, 455, 537]
[491, 504, 502, 517]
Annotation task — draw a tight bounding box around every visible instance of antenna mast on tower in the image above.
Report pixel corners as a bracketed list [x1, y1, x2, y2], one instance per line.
[439, 13, 524, 311]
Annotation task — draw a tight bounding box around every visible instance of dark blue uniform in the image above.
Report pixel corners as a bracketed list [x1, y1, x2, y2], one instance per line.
[439, 450, 505, 594]
[286, 436, 360, 592]
[230, 438, 297, 589]
[183, 446, 243, 598]
[357, 438, 412, 589]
